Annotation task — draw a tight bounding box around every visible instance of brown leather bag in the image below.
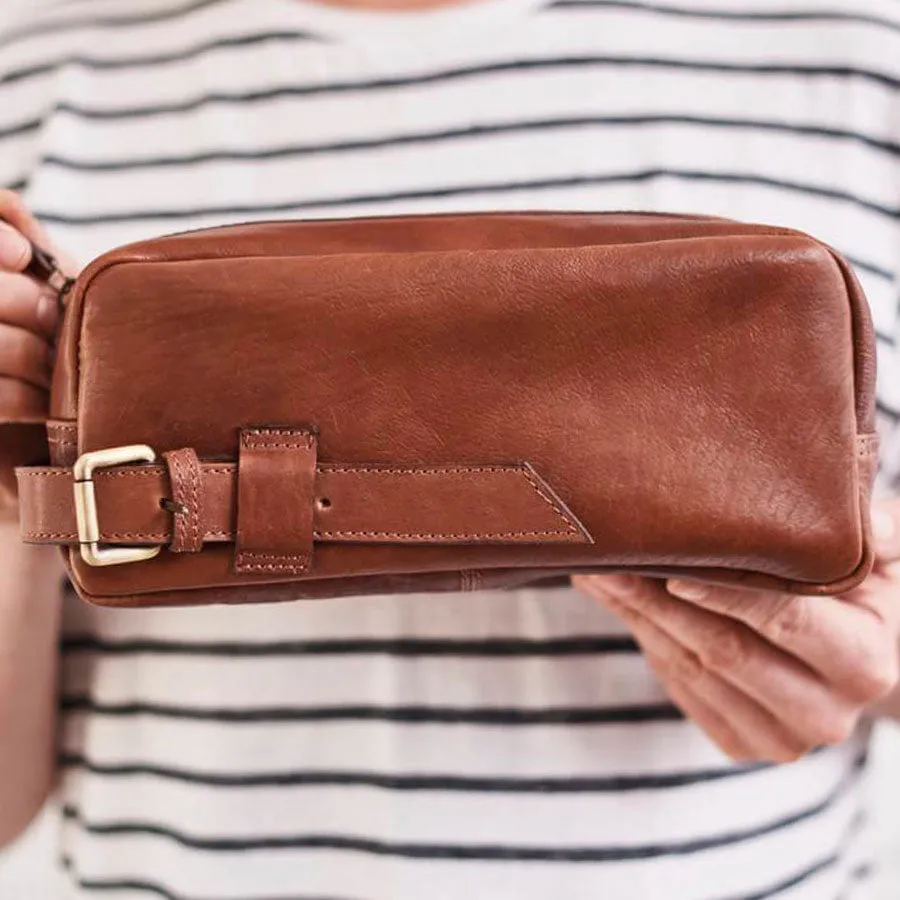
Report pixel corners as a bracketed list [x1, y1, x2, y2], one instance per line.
[12, 212, 880, 607]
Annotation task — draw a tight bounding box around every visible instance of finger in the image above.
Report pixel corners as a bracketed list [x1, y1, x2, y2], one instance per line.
[657, 676, 756, 763]
[575, 579, 755, 761]
[0, 191, 76, 279]
[635, 622, 808, 763]
[580, 575, 860, 747]
[0, 376, 48, 423]
[872, 498, 900, 563]
[579, 579, 811, 762]
[0, 190, 51, 247]
[665, 578, 899, 704]
[0, 323, 51, 390]
[0, 221, 33, 274]
[0, 271, 60, 338]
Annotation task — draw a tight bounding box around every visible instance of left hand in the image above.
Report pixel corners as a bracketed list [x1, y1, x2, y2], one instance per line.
[574, 499, 900, 763]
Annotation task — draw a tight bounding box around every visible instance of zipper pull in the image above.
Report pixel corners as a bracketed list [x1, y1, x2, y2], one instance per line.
[25, 240, 75, 306]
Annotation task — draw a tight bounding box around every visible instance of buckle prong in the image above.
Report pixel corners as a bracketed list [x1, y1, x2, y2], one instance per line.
[73, 445, 162, 567]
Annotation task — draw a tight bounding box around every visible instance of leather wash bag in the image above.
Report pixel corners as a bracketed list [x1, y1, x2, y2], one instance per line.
[12, 212, 880, 607]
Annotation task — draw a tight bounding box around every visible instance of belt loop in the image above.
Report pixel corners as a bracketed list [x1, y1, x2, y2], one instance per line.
[235, 425, 317, 575]
[162, 447, 205, 553]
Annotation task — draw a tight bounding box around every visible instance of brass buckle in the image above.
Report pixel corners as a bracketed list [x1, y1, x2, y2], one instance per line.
[73, 445, 162, 568]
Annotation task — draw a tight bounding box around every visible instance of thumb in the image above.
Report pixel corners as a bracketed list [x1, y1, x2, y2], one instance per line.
[873, 498, 900, 562]
[0, 190, 76, 276]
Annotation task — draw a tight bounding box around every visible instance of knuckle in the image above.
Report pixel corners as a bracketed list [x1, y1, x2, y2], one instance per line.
[809, 710, 859, 748]
[657, 645, 706, 686]
[696, 626, 750, 674]
[849, 647, 899, 703]
[757, 595, 810, 645]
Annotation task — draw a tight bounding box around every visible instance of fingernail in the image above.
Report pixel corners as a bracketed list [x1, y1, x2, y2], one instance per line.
[0, 225, 30, 270]
[873, 508, 897, 551]
[667, 579, 709, 601]
[36, 294, 58, 331]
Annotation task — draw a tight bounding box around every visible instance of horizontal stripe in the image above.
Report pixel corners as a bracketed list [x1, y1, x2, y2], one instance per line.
[56, 753, 864, 858]
[717, 810, 867, 900]
[60, 856, 349, 900]
[2, 176, 27, 193]
[59, 752, 765, 792]
[33, 167, 900, 225]
[0, 0, 233, 51]
[0, 30, 319, 88]
[32, 55, 900, 123]
[6, 1, 900, 90]
[60, 697, 683, 725]
[59, 634, 639, 657]
[56, 844, 869, 900]
[35, 113, 900, 172]
[0, 116, 43, 142]
[550, 0, 900, 35]
[846, 255, 895, 281]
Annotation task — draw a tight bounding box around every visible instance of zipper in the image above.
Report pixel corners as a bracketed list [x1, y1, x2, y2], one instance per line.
[25, 239, 75, 308]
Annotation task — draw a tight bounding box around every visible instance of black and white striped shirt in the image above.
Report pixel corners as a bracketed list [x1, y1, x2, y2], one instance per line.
[2, 1, 899, 898]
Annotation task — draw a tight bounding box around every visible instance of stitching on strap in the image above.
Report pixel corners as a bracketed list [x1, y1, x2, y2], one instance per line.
[163, 448, 204, 553]
[235, 549, 309, 574]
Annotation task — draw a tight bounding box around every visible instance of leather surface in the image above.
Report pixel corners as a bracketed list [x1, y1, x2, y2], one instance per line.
[16, 211, 878, 605]
[235, 426, 317, 575]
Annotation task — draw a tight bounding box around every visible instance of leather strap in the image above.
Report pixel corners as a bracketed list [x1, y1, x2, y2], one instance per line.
[17, 455, 592, 553]
[235, 427, 316, 575]
[162, 448, 204, 553]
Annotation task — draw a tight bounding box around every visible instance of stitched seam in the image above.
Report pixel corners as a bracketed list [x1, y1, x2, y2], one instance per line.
[187, 452, 201, 550]
[167, 451, 186, 551]
[314, 529, 572, 538]
[235, 549, 309, 573]
[322, 465, 530, 475]
[319, 465, 581, 535]
[856, 435, 880, 457]
[237, 550, 309, 561]
[518, 467, 580, 536]
[19, 467, 235, 480]
[243, 427, 315, 452]
[27, 528, 569, 541]
[24, 529, 232, 541]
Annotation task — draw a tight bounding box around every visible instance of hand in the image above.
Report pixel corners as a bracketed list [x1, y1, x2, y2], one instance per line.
[574, 499, 900, 763]
[0, 191, 72, 407]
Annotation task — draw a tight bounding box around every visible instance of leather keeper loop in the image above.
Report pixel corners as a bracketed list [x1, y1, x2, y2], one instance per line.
[162, 448, 204, 553]
[235, 426, 317, 575]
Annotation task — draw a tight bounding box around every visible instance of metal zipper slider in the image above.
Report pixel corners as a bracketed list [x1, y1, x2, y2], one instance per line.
[25, 240, 75, 306]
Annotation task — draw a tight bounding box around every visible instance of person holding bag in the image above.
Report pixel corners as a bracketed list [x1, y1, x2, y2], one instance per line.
[1, 1, 900, 898]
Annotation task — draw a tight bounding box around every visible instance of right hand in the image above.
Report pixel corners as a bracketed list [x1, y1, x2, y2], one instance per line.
[0, 190, 75, 419]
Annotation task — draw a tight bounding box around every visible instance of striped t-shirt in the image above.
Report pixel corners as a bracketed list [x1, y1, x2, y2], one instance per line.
[2, 1, 900, 898]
